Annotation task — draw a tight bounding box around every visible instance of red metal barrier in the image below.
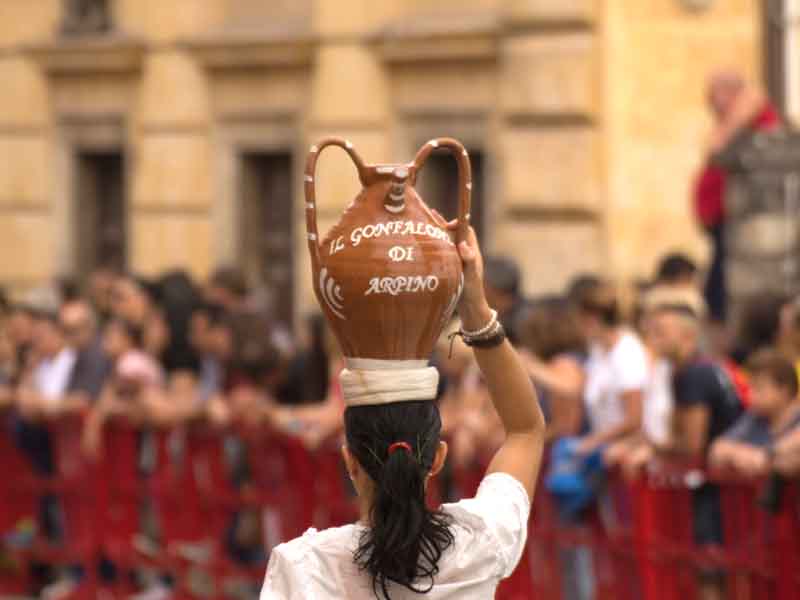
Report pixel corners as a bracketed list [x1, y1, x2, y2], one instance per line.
[2, 417, 800, 600]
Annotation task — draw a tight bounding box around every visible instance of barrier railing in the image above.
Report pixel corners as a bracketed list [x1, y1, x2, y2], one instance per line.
[1, 414, 799, 600]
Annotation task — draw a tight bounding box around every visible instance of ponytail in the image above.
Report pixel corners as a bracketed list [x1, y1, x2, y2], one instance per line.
[345, 401, 454, 600]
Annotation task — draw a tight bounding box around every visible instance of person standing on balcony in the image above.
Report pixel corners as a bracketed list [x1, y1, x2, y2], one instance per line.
[693, 71, 780, 337]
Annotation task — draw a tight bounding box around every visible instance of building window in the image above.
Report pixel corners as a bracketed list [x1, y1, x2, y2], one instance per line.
[239, 152, 295, 330]
[416, 147, 486, 241]
[61, 0, 112, 35]
[75, 151, 126, 274]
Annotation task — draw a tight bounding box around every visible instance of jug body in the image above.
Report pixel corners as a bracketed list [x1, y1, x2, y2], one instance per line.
[304, 138, 472, 361]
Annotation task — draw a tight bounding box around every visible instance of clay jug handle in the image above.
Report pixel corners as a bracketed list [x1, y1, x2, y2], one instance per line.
[411, 138, 472, 245]
[304, 138, 368, 265]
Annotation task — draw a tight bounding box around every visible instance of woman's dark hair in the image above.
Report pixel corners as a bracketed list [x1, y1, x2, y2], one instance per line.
[520, 296, 584, 360]
[344, 401, 454, 600]
[226, 311, 280, 381]
[110, 317, 144, 349]
[733, 293, 789, 363]
[305, 313, 330, 400]
[157, 270, 202, 373]
[747, 348, 799, 399]
[575, 280, 620, 327]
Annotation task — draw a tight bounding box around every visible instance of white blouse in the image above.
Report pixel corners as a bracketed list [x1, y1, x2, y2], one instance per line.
[260, 472, 531, 600]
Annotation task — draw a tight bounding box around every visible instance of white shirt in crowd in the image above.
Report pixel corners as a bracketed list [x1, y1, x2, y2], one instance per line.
[260, 472, 530, 600]
[584, 330, 649, 434]
[33, 348, 77, 408]
[642, 358, 673, 447]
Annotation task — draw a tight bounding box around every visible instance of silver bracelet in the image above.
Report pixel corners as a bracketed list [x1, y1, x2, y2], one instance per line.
[460, 309, 498, 339]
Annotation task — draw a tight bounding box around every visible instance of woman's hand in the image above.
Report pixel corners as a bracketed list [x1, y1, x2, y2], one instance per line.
[432, 210, 492, 332]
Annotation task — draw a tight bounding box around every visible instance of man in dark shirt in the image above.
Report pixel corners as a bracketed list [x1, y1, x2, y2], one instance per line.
[651, 304, 742, 455]
[672, 360, 742, 454]
[650, 303, 743, 600]
[60, 299, 112, 404]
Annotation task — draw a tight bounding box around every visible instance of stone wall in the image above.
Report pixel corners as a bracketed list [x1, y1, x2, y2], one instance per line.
[602, 0, 762, 283]
[0, 0, 772, 320]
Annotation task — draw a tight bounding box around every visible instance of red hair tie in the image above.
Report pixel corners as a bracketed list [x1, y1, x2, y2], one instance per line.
[388, 441, 412, 456]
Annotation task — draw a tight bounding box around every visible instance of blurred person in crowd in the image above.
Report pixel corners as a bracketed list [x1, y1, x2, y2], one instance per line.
[710, 349, 800, 477]
[610, 287, 709, 476]
[7, 304, 37, 376]
[17, 312, 77, 420]
[520, 297, 591, 600]
[483, 255, 529, 343]
[566, 273, 601, 308]
[0, 322, 14, 409]
[60, 299, 112, 405]
[276, 314, 332, 406]
[730, 293, 789, 365]
[574, 281, 647, 454]
[157, 270, 202, 377]
[654, 253, 699, 289]
[13, 311, 79, 588]
[776, 296, 800, 376]
[649, 302, 743, 457]
[218, 311, 284, 429]
[649, 302, 743, 600]
[604, 293, 682, 477]
[770, 339, 800, 474]
[436, 319, 479, 439]
[188, 302, 232, 425]
[518, 297, 585, 440]
[110, 274, 169, 359]
[564, 280, 646, 600]
[269, 319, 345, 451]
[189, 304, 238, 405]
[0, 286, 10, 315]
[694, 70, 780, 325]
[87, 263, 120, 326]
[56, 277, 81, 304]
[205, 266, 249, 313]
[82, 319, 167, 457]
[155, 270, 204, 408]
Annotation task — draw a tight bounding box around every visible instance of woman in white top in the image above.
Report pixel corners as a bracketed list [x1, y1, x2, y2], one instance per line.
[574, 282, 649, 453]
[261, 226, 546, 599]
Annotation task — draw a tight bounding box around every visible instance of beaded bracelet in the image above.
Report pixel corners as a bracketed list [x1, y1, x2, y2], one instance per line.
[460, 309, 498, 338]
[448, 317, 506, 356]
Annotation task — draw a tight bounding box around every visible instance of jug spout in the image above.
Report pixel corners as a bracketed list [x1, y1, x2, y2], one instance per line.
[385, 166, 409, 214]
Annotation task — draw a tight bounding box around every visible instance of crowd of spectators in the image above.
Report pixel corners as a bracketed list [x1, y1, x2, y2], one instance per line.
[0, 245, 799, 599]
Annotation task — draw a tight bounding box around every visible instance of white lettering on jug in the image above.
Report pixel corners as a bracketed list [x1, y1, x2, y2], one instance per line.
[329, 236, 345, 256]
[350, 220, 452, 248]
[364, 276, 440, 296]
[388, 246, 414, 262]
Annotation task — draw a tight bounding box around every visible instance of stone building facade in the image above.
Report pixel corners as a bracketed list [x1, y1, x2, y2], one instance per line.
[0, 0, 788, 326]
